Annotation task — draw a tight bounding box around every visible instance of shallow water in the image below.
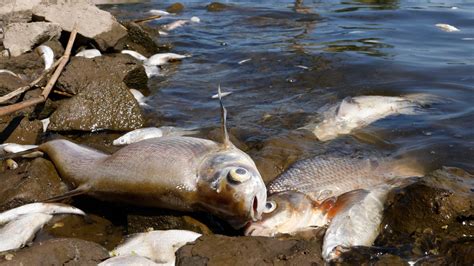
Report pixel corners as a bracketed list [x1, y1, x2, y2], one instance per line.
[104, 0, 473, 176]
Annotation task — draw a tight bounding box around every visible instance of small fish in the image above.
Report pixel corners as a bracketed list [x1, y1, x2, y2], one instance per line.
[435, 23, 460, 32]
[109, 230, 201, 265]
[0, 203, 85, 252]
[305, 94, 438, 141]
[99, 255, 159, 266]
[75, 49, 102, 58]
[0, 202, 85, 224]
[121, 50, 148, 62]
[295, 65, 310, 70]
[145, 53, 190, 66]
[162, 20, 189, 31]
[148, 9, 171, 16]
[112, 126, 200, 146]
[1, 143, 43, 158]
[238, 58, 251, 64]
[129, 89, 148, 106]
[322, 184, 393, 261]
[35, 45, 54, 71]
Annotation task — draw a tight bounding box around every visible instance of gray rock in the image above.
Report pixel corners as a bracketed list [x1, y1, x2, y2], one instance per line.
[48, 80, 145, 132]
[0, 238, 109, 265]
[115, 22, 160, 57]
[33, 3, 127, 51]
[3, 22, 61, 56]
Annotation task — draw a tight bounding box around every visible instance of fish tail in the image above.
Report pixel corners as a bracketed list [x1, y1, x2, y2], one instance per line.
[387, 155, 426, 178]
[403, 93, 441, 107]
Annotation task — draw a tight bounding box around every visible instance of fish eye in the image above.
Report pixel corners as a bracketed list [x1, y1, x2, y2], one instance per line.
[263, 200, 277, 213]
[227, 167, 251, 183]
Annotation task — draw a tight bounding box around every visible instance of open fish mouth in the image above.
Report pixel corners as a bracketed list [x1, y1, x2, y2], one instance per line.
[251, 195, 259, 221]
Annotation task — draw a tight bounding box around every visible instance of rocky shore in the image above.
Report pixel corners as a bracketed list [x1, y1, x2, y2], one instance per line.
[0, 1, 472, 265]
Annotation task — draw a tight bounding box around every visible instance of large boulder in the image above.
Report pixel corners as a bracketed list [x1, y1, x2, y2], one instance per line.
[48, 80, 145, 131]
[3, 22, 61, 56]
[0, 238, 109, 265]
[57, 55, 148, 95]
[32, 3, 127, 51]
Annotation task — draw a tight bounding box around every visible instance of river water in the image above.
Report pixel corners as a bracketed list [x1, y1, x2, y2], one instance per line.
[105, 0, 473, 178]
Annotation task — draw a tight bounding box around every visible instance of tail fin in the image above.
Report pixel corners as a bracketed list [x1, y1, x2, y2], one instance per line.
[403, 93, 441, 107]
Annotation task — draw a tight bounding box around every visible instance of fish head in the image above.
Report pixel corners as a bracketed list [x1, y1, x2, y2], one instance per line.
[197, 147, 267, 229]
[244, 191, 329, 236]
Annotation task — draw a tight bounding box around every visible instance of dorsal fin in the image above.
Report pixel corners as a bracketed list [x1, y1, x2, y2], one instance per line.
[218, 84, 232, 148]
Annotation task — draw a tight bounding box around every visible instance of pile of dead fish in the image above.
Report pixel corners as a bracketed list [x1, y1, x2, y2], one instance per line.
[0, 1, 472, 265]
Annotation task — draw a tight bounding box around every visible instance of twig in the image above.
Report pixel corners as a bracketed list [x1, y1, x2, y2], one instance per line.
[53, 89, 74, 97]
[132, 15, 162, 24]
[0, 59, 62, 103]
[0, 29, 77, 116]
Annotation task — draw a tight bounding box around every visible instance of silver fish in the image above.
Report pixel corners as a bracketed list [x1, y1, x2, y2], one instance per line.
[144, 53, 190, 66]
[76, 49, 102, 58]
[268, 154, 422, 202]
[109, 230, 201, 265]
[305, 94, 438, 141]
[35, 45, 54, 71]
[112, 126, 200, 146]
[99, 255, 159, 266]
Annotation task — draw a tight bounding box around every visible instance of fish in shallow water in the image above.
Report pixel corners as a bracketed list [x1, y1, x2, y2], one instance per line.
[268, 154, 422, 202]
[2, 88, 266, 228]
[35, 45, 54, 71]
[303, 94, 438, 141]
[105, 230, 201, 265]
[112, 126, 200, 146]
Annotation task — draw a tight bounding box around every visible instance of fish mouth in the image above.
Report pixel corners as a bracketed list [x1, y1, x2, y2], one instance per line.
[250, 195, 259, 221]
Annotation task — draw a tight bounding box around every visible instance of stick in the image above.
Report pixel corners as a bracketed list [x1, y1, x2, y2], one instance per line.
[0, 29, 77, 116]
[132, 15, 162, 24]
[0, 59, 62, 103]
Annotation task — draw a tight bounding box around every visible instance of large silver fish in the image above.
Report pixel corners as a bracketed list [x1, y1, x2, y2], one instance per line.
[268, 154, 422, 202]
[304, 94, 437, 141]
[2, 87, 267, 229]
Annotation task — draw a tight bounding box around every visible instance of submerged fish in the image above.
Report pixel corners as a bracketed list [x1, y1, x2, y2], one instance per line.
[268, 154, 422, 202]
[435, 23, 460, 32]
[304, 94, 438, 141]
[129, 89, 148, 106]
[112, 126, 200, 146]
[145, 53, 190, 66]
[107, 230, 201, 265]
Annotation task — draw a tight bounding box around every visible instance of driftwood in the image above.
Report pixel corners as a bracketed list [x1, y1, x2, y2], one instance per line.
[132, 15, 162, 24]
[0, 29, 77, 116]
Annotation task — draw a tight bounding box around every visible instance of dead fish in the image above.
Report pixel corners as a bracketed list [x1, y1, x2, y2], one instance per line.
[435, 23, 460, 32]
[268, 154, 422, 201]
[145, 53, 190, 66]
[108, 230, 201, 265]
[99, 255, 159, 266]
[75, 49, 102, 58]
[211, 91, 232, 99]
[0, 202, 85, 224]
[190, 16, 201, 23]
[129, 89, 148, 106]
[304, 94, 438, 141]
[0, 213, 52, 252]
[112, 126, 200, 146]
[0, 143, 43, 158]
[162, 20, 189, 31]
[35, 45, 54, 71]
[0, 203, 85, 252]
[144, 65, 161, 78]
[1, 87, 267, 228]
[148, 9, 171, 16]
[121, 50, 148, 62]
[238, 58, 251, 65]
[322, 184, 393, 261]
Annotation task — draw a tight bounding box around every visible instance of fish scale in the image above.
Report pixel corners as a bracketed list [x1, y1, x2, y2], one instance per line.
[268, 155, 396, 201]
